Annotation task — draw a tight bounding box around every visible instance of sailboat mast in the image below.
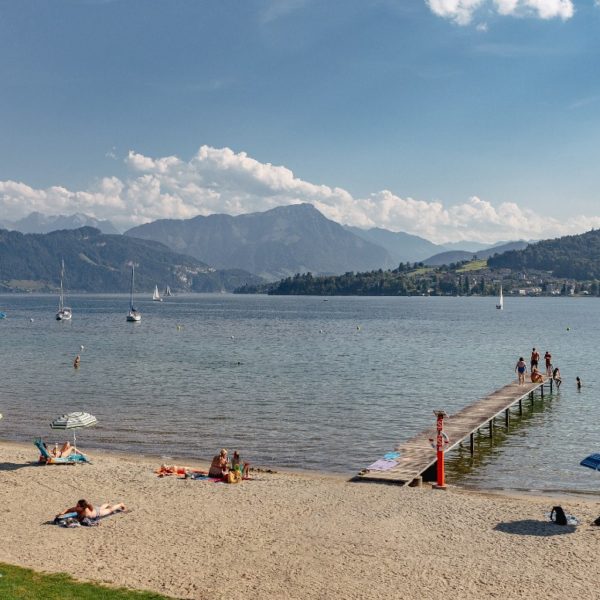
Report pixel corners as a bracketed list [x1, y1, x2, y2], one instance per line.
[59, 259, 65, 311]
[130, 265, 135, 310]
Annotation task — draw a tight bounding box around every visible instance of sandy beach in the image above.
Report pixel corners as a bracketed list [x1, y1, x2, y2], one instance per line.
[0, 440, 598, 600]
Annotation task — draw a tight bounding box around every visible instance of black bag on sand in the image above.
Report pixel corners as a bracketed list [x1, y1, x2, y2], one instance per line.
[592, 516, 600, 526]
[550, 506, 568, 526]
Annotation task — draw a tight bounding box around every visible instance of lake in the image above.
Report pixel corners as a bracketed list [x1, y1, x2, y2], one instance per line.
[0, 293, 597, 496]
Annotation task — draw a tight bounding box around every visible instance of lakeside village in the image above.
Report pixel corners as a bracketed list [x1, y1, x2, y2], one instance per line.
[238, 259, 600, 297]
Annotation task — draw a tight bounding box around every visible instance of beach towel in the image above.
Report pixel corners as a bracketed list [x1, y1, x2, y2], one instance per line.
[366, 459, 398, 471]
[383, 451, 401, 460]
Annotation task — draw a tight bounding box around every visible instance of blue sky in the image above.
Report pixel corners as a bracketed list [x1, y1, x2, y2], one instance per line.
[1, 0, 599, 242]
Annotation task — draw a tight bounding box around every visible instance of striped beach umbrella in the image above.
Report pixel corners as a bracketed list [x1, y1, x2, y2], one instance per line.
[50, 411, 97, 447]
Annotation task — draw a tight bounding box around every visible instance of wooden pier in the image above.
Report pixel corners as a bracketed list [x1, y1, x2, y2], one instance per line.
[356, 377, 553, 486]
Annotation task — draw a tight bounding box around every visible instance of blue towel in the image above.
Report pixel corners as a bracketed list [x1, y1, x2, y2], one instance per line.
[580, 453, 600, 471]
[383, 451, 401, 460]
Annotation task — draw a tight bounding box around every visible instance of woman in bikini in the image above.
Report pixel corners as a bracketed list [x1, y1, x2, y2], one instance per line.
[55, 499, 126, 522]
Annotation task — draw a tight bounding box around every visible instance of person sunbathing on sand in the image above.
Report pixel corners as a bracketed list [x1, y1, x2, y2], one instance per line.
[55, 499, 126, 522]
[44, 441, 80, 458]
[531, 367, 544, 383]
[209, 448, 229, 478]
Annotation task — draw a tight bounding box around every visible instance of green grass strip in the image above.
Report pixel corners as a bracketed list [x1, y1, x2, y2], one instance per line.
[0, 563, 178, 600]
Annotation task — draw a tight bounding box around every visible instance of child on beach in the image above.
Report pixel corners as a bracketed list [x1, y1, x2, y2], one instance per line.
[231, 451, 250, 478]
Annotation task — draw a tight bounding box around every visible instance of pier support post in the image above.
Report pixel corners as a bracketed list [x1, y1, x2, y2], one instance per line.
[540, 384, 544, 399]
[550, 378, 553, 393]
[519, 399, 523, 415]
[470, 433, 474, 456]
[489, 419, 493, 437]
[530, 392, 534, 406]
[505, 408, 510, 428]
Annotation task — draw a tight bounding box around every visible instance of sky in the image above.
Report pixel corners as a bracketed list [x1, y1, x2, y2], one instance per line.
[1, 0, 600, 243]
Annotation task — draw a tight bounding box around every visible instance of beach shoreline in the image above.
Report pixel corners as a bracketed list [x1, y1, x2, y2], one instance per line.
[1, 440, 599, 599]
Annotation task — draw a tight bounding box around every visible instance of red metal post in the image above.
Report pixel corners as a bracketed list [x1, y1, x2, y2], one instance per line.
[434, 411, 447, 489]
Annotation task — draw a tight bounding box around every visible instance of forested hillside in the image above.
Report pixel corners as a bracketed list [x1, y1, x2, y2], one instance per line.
[488, 229, 600, 279]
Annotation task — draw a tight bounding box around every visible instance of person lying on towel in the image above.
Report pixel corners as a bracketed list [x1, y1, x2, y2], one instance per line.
[55, 499, 126, 523]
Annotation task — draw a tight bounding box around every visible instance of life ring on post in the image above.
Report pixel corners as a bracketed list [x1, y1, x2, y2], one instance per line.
[429, 431, 450, 450]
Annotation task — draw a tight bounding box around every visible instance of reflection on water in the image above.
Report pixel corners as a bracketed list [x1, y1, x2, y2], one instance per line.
[0, 293, 598, 496]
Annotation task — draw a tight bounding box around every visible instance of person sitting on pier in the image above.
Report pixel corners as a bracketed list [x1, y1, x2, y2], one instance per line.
[515, 357, 527, 384]
[552, 367, 562, 389]
[531, 366, 544, 383]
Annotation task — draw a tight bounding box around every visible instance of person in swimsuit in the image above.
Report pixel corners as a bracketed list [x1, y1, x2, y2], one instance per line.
[544, 351, 552, 375]
[55, 499, 126, 522]
[530, 348, 540, 371]
[43, 441, 81, 459]
[515, 357, 527, 384]
[531, 366, 543, 383]
[576, 376, 582, 391]
[208, 448, 229, 479]
[73, 355, 81, 369]
[551, 367, 562, 389]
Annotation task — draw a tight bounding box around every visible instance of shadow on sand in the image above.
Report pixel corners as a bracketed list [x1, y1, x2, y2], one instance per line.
[0, 461, 43, 472]
[494, 519, 577, 537]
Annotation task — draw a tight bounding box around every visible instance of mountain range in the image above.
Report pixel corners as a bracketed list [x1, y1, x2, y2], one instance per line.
[1, 206, 529, 282]
[125, 204, 394, 280]
[0, 227, 261, 293]
[1, 212, 120, 235]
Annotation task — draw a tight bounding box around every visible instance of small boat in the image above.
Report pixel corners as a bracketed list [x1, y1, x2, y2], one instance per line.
[152, 285, 163, 302]
[126, 265, 141, 322]
[56, 260, 72, 321]
[164, 285, 173, 297]
[496, 285, 504, 310]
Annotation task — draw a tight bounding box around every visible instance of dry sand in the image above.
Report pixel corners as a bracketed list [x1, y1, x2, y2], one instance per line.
[0, 440, 599, 599]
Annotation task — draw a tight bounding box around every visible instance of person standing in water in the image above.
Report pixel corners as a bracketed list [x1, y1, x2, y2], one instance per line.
[576, 377, 582, 391]
[515, 357, 527, 385]
[544, 350, 552, 375]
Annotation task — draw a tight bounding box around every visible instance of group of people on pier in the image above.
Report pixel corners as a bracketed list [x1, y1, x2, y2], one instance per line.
[515, 347, 580, 390]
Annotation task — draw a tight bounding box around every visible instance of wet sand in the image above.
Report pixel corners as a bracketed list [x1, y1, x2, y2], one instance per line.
[0, 440, 598, 599]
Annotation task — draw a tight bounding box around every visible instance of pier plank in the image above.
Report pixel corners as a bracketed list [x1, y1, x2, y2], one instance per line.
[357, 378, 548, 485]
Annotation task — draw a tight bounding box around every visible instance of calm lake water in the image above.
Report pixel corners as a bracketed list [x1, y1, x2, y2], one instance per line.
[0, 294, 598, 496]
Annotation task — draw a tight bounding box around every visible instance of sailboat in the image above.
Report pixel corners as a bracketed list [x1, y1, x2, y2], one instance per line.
[56, 260, 72, 321]
[164, 285, 173, 297]
[126, 265, 141, 322]
[496, 285, 504, 310]
[152, 285, 163, 302]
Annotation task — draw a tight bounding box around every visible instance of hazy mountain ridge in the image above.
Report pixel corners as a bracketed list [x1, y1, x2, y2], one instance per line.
[2, 212, 120, 235]
[125, 204, 395, 280]
[0, 227, 262, 293]
[344, 226, 445, 263]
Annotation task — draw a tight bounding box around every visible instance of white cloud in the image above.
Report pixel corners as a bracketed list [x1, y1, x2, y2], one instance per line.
[1, 145, 600, 243]
[427, 0, 574, 25]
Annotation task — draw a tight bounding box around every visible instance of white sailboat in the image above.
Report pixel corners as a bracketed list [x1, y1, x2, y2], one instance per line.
[152, 285, 163, 302]
[56, 260, 72, 321]
[126, 265, 141, 322]
[496, 285, 504, 310]
[164, 285, 173, 297]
